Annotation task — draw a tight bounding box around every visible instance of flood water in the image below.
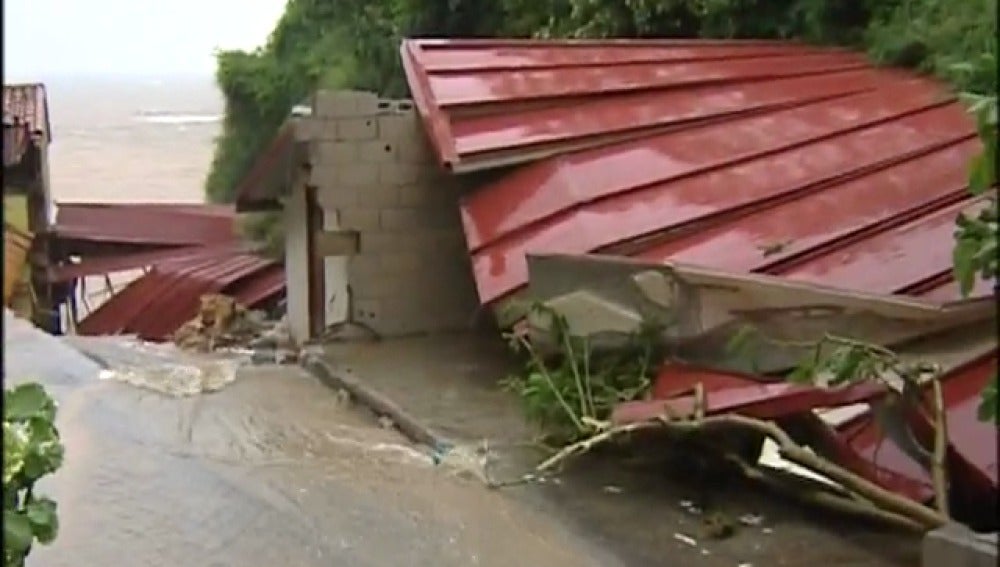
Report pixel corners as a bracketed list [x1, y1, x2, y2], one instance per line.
[4, 311, 620, 567]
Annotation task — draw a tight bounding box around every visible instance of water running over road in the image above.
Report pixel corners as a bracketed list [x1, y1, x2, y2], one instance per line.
[4, 311, 620, 567]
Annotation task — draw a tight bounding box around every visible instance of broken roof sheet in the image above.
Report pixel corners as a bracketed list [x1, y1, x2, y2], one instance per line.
[401, 38, 897, 172]
[3, 83, 51, 140]
[77, 246, 283, 340]
[53, 202, 236, 247]
[3, 83, 51, 166]
[430, 40, 988, 304]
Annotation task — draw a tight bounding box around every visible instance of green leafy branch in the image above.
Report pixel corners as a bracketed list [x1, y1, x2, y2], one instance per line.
[500, 302, 665, 444]
[4, 383, 64, 567]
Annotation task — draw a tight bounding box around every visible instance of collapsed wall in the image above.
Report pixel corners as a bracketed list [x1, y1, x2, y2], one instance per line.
[288, 90, 480, 339]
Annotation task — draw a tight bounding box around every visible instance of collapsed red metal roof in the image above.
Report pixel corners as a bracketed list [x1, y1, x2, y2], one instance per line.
[3, 83, 51, 166]
[400, 40, 988, 305]
[53, 202, 237, 247]
[76, 245, 284, 341]
[612, 352, 998, 509]
[47, 202, 285, 341]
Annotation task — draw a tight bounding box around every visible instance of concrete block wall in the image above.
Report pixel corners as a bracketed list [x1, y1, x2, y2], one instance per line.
[304, 90, 480, 337]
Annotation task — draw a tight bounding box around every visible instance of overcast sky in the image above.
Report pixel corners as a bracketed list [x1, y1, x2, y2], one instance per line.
[3, 0, 288, 80]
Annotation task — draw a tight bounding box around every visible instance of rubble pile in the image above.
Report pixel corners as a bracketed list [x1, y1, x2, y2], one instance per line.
[172, 294, 295, 360]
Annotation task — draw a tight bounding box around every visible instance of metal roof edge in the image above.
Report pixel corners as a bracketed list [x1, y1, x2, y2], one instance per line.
[528, 252, 987, 318]
[400, 39, 461, 170]
[232, 119, 302, 208]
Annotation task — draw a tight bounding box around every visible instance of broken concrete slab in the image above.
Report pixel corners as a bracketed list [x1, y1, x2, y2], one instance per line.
[526, 253, 996, 374]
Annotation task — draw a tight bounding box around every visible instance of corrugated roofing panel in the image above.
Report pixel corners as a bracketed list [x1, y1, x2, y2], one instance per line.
[50, 243, 244, 283]
[77, 249, 283, 341]
[401, 39, 916, 172]
[3, 83, 50, 140]
[54, 202, 236, 246]
[436, 40, 987, 305]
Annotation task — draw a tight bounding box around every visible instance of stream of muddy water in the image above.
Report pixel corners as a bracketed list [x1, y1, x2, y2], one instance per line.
[4, 311, 619, 567]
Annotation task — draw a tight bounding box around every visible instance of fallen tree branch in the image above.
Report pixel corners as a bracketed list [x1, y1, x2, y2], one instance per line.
[930, 378, 950, 517]
[720, 452, 925, 533]
[535, 411, 949, 531]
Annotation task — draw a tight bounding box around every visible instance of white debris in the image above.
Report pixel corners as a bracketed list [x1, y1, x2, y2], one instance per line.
[739, 514, 764, 527]
[673, 533, 698, 547]
[603, 485, 623, 494]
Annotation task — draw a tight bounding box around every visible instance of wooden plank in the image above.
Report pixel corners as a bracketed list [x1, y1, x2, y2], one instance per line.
[314, 229, 360, 257]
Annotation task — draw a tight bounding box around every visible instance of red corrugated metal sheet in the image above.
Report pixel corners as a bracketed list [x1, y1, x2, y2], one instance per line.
[50, 243, 243, 283]
[402, 39, 892, 172]
[411, 40, 987, 305]
[612, 354, 998, 505]
[3, 83, 50, 140]
[77, 247, 283, 340]
[53, 202, 236, 246]
[3, 83, 50, 166]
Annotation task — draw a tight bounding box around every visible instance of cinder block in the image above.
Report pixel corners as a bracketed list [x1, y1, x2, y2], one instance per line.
[309, 165, 337, 187]
[379, 163, 423, 186]
[379, 208, 424, 231]
[395, 132, 435, 163]
[337, 164, 379, 187]
[313, 90, 379, 119]
[377, 113, 420, 141]
[339, 207, 381, 231]
[397, 181, 442, 206]
[359, 140, 397, 164]
[380, 253, 422, 274]
[294, 118, 326, 141]
[337, 117, 378, 141]
[922, 524, 997, 567]
[348, 254, 382, 280]
[315, 185, 357, 208]
[316, 141, 359, 165]
[356, 184, 400, 208]
[357, 231, 401, 254]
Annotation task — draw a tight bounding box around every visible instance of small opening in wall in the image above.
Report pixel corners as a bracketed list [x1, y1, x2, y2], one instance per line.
[384, 144, 392, 153]
[377, 101, 392, 110]
[398, 101, 413, 111]
[365, 120, 372, 127]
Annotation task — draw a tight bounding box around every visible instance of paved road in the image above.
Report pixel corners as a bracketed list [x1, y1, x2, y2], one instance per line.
[4, 312, 621, 567]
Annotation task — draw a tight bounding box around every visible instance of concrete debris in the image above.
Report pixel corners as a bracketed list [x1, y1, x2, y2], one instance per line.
[173, 294, 297, 361]
[739, 514, 764, 527]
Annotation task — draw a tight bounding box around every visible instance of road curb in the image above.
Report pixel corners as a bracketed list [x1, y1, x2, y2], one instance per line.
[300, 352, 452, 451]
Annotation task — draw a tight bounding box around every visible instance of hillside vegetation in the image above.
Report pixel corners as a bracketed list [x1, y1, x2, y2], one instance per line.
[206, 0, 997, 205]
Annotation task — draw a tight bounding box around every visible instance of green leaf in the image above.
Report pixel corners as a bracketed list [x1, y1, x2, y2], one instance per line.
[831, 347, 866, 385]
[4, 511, 34, 554]
[788, 359, 817, 384]
[24, 498, 58, 544]
[953, 236, 979, 296]
[977, 374, 998, 423]
[4, 384, 56, 422]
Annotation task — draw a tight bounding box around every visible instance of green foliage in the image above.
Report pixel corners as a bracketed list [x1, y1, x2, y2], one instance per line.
[238, 212, 285, 260]
[500, 304, 664, 443]
[4, 383, 64, 567]
[953, 92, 998, 296]
[865, 0, 997, 93]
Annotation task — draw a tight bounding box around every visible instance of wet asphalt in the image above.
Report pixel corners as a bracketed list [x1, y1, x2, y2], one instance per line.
[3, 311, 624, 567]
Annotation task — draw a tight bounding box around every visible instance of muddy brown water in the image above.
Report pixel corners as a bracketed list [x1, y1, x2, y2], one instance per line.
[4, 312, 621, 567]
